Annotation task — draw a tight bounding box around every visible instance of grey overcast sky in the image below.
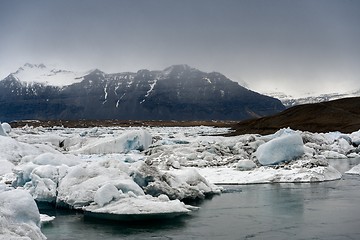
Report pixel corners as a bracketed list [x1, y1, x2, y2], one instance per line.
[0, 0, 359, 97]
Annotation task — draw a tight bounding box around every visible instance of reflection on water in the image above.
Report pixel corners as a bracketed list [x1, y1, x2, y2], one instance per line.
[42, 159, 360, 240]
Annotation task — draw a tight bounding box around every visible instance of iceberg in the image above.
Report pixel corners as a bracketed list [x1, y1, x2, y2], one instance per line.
[346, 163, 360, 175]
[0, 122, 7, 136]
[131, 161, 220, 201]
[40, 214, 55, 226]
[1, 122, 11, 134]
[84, 194, 196, 221]
[198, 163, 342, 184]
[0, 188, 46, 240]
[255, 133, 305, 166]
[56, 159, 144, 208]
[73, 129, 152, 154]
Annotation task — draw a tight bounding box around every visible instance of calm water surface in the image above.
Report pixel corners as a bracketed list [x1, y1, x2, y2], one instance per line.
[42, 159, 360, 240]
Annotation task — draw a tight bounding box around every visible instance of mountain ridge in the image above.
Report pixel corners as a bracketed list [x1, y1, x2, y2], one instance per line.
[0, 64, 285, 121]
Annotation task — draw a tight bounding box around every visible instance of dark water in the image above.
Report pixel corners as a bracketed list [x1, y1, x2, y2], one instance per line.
[42, 159, 360, 240]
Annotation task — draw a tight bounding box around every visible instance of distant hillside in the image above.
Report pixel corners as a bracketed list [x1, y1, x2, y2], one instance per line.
[0, 64, 285, 121]
[231, 97, 360, 135]
[264, 91, 360, 108]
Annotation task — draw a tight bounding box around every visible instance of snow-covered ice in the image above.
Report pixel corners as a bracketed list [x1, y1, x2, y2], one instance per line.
[2, 123, 360, 235]
[346, 163, 360, 175]
[236, 159, 257, 171]
[72, 129, 152, 154]
[1, 122, 11, 134]
[0, 188, 46, 240]
[198, 162, 341, 184]
[0, 123, 7, 136]
[84, 194, 196, 221]
[40, 214, 55, 226]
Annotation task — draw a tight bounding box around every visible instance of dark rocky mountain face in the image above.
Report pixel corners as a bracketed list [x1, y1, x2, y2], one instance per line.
[0, 65, 285, 121]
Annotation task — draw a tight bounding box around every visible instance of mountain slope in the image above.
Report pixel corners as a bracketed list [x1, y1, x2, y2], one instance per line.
[264, 91, 360, 108]
[231, 97, 360, 135]
[0, 64, 285, 121]
[10, 63, 84, 86]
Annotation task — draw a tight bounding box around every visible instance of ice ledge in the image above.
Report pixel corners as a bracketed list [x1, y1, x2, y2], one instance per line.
[197, 165, 342, 185]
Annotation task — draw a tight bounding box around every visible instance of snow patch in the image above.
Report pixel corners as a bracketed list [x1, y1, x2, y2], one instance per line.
[12, 63, 85, 87]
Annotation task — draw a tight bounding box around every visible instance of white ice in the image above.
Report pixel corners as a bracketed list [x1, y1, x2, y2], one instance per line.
[255, 133, 305, 165]
[84, 194, 195, 217]
[1, 122, 11, 134]
[0, 188, 46, 240]
[346, 164, 360, 175]
[72, 129, 152, 154]
[0, 123, 7, 136]
[2, 123, 360, 235]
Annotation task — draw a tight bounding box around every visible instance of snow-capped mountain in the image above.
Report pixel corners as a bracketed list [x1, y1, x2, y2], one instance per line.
[10, 63, 85, 87]
[264, 91, 360, 108]
[0, 64, 285, 121]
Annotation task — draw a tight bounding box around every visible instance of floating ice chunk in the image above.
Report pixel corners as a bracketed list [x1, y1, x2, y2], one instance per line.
[84, 195, 195, 221]
[57, 159, 142, 208]
[330, 138, 353, 154]
[94, 183, 121, 207]
[236, 159, 257, 171]
[13, 162, 39, 186]
[198, 163, 341, 184]
[27, 165, 69, 203]
[0, 122, 7, 136]
[347, 152, 360, 158]
[350, 130, 360, 146]
[255, 133, 305, 166]
[321, 150, 347, 159]
[73, 129, 152, 154]
[0, 189, 46, 239]
[346, 164, 360, 175]
[40, 214, 55, 226]
[28, 175, 57, 202]
[1, 122, 11, 134]
[132, 162, 220, 200]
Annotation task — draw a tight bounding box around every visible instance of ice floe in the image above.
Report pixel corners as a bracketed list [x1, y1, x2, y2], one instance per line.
[1, 123, 360, 236]
[72, 129, 152, 154]
[346, 163, 360, 175]
[84, 194, 196, 221]
[0, 188, 46, 240]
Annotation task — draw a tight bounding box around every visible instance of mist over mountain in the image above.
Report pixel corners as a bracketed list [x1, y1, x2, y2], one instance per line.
[0, 64, 285, 121]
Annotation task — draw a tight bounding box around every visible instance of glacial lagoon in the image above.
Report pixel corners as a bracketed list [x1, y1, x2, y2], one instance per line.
[42, 158, 360, 240]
